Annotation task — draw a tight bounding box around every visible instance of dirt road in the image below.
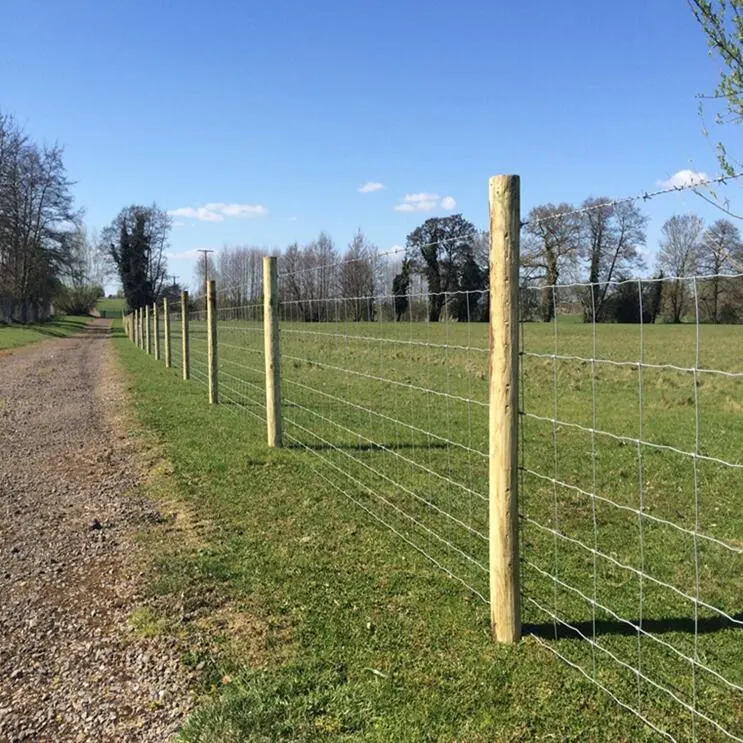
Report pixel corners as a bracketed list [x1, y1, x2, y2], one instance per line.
[0, 321, 190, 742]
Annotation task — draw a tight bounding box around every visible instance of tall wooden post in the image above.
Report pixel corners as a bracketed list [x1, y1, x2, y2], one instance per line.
[163, 298, 172, 368]
[263, 256, 283, 447]
[153, 303, 160, 361]
[181, 291, 190, 381]
[138, 308, 144, 349]
[489, 175, 521, 644]
[145, 305, 151, 355]
[207, 280, 218, 404]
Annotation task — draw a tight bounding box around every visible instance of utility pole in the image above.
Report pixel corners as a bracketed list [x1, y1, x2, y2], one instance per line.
[196, 250, 215, 305]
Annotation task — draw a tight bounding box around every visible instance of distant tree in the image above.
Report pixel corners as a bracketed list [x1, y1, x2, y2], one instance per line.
[339, 229, 377, 321]
[582, 199, 647, 321]
[452, 252, 486, 321]
[656, 214, 703, 323]
[392, 259, 411, 321]
[405, 214, 479, 322]
[698, 218, 743, 322]
[102, 205, 170, 310]
[0, 112, 79, 320]
[522, 203, 582, 322]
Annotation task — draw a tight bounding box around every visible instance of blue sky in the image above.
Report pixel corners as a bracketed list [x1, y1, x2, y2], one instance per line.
[2, 0, 740, 291]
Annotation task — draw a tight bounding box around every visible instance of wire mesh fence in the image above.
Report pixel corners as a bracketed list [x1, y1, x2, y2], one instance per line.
[278, 271, 491, 600]
[520, 274, 743, 742]
[121, 173, 743, 741]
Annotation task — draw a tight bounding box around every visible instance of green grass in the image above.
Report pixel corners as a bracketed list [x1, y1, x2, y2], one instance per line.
[0, 314, 92, 350]
[97, 296, 127, 317]
[116, 316, 743, 742]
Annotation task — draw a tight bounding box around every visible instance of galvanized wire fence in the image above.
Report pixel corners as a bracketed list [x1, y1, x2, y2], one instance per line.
[121, 174, 743, 742]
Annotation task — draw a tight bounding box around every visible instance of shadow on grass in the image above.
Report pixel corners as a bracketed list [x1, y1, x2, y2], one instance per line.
[524, 612, 743, 639]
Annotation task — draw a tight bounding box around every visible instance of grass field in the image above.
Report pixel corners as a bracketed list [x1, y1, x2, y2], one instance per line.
[0, 315, 91, 351]
[118, 311, 743, 742]
[96, 296, 127, 317]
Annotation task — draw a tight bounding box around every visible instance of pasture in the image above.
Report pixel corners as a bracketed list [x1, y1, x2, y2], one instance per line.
[126, 313, 743, 741]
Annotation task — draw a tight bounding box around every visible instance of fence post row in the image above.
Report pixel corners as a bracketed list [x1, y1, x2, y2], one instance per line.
[181, 291, 190, 381]
[263, 256, 283, 447]
[207, 280, 218, 405]
[163, 298, 171, 368]
[488, 174, 521, 644]
[153, 303, 160, 361]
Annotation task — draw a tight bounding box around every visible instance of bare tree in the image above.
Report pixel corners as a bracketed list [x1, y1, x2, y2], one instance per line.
[698, 218, 743, 322]
[0, 113, 79, 321]
[339, 229, 376, 321]
[656, 214, 703, 323]
[522, 203, 582, 321]
[582, 199, 647, 321]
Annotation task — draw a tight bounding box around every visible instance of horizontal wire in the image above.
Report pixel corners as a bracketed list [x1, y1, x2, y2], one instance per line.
[279, 288, 487, 309]
[523, 559, 743, 693]
[283, 353, 486, 408]
[521, 172, 743, 228]
[220, 341, 264, 355]
[537, 271, 743, 292]
[527, 630, 677, 742]
[284, 375, 487, 459]
[283, 396, 487, 541]
[278, 244, 408, 279]
[523, 412, 743, 470]
[282, 326, 487, 353]
[522, 468, 743, 555]
[283, 413, 488, 571]
[522, 351, 743, 379]
[523, 517, 743, 627]
[524, 594, 743, 742]
[286, 380, 488, 502]
[285, 428, 488, 603]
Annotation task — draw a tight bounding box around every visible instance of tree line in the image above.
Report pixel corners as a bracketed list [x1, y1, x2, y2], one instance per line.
[522, 197, 743, 324]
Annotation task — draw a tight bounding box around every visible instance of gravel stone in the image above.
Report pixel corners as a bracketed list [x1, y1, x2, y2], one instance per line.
[0, 321, 192, 742]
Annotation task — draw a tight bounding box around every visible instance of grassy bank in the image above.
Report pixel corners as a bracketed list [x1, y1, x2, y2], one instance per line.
[0, 315, 91, 351]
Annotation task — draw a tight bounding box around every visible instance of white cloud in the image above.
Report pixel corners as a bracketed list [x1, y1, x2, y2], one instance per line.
[657, 169, 709, 190]
[394, 192, 439, 212]
[168, 202, 269, 222]
[289, 216, 298, 222]
[358, 181, 385, 193]
[393, 192, 457, 213]
[173, 221, 186, 228]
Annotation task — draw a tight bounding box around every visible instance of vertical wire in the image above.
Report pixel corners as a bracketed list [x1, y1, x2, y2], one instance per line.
[636, 279, 647, 713]
[691, 276, 702, 742]
[551, 283, 560, 639]
[590, 282, 599, 679]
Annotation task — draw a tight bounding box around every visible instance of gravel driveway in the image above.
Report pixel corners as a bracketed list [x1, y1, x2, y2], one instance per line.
[0, 320, 191, 742]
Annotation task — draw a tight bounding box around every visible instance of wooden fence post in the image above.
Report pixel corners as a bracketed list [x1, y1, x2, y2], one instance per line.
[145, 305, 151, 354]
[181, 291, 190, 381]
[263, 256, 283, 447]
[153, 303, 160, 361]
[207, 280, 218, 404]
[489, 175, 521, 644]
[138, 308, 144, 350]
[163, 298, 171, 368]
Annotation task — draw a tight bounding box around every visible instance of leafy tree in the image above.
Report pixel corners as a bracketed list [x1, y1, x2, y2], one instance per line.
[405, 214, 479, 322]
[656, 214, 703, 323]
[102, 205, 170, 310]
